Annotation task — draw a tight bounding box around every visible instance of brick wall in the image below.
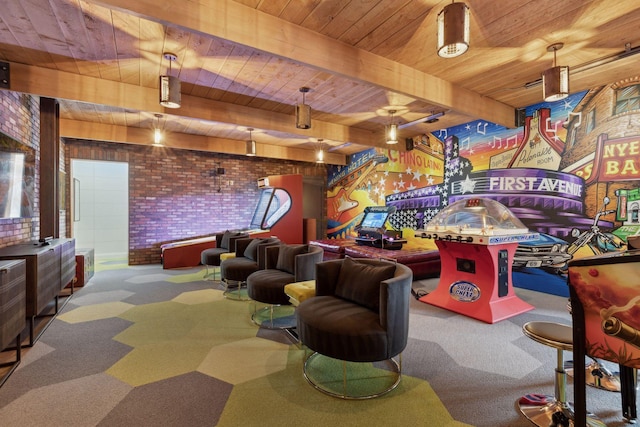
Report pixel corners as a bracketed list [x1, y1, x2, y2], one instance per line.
[64, 139, 325, 264]
[0, 91, 39, 248]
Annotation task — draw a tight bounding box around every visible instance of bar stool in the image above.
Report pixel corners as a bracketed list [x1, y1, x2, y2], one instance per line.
[518, 321, 605, 427]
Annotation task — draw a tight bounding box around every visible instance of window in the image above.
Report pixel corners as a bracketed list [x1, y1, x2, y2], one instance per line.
[615, 84, 640, 115]
[586, 109, 595, 134]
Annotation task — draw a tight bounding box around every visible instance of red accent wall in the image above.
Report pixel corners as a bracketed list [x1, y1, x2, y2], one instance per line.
[267, 174, 303, 244]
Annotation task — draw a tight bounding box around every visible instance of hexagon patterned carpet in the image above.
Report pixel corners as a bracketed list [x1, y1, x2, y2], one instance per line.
[0, 259, 628, 426]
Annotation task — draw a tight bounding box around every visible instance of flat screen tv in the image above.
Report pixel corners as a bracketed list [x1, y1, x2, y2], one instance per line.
[0, 132, 35, 219]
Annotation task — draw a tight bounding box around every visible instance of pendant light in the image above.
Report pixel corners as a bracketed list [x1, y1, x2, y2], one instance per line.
[542, 43, 570, 102]
[437, 2, 470, 58]
[296, 87, 312, 129]
[159, 52, 181, 108]
[246, 128, 256, 156]
[386, 110, 399, 144]
[316, 138, 325, 164]
[153, 114, 163, 146]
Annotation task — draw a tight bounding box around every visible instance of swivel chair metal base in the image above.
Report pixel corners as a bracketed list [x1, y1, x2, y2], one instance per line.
[303, 351, 402, 400]
[203, 265, 219, 282]
[518, 321, 605, 427]
[518, 395, 604, 427]
[565, 359, 621, 392]
[222, 279, 250, 301]
[251, 304, 296, 329]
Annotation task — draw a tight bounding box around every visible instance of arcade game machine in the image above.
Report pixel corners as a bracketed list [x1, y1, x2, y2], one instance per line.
[568, 247, 640, 426]
[415, 198, 538, 323]
[354, 206, 406, 250]
[249, 174, 303, 244]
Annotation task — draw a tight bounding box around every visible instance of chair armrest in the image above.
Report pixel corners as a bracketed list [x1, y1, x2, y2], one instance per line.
[215, 233, 224, 248]
[264, 245, 281, 269]
[257, 239, 280, 269]
[380, 263, 413, 357]
[228, 233, 249, 252]
[294, 245, 324, 282]
[234, 238, 253, 256]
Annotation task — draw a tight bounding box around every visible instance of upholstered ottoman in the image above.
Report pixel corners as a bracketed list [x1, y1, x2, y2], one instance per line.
[309, 239, 356, 260]
[284, 280, 316, 306]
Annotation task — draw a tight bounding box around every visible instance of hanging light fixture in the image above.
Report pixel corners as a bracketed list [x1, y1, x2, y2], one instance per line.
[437, 2, 470, 58]
[542, 43, 570, 102]
[296, 87, 312, 129]
[386, 110, 399, 144]
[159, 52, 181, 108]
[246, 128, 256, 156]
[316, 139, 325, 164]
[153, 114, 164, 146]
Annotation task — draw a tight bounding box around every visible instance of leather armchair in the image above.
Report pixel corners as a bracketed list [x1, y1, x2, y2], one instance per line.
[246, 244, 324, 328]
[296, 257, 413, 398]
[247, 244, 324, 306]
[219, 237, 280, 300]
[200, 230, 249, 280]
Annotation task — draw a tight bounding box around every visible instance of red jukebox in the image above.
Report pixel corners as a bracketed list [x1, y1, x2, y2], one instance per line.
[416, 198, 537, 323]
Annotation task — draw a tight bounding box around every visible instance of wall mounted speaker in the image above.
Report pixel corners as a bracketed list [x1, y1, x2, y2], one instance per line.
[216, 167, 225, 175]
[405, 137, 414, 151]
[515, 108, 526, 128]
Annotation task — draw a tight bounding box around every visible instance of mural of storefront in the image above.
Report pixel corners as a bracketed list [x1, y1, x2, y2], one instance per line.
[327, 77, 640, 296]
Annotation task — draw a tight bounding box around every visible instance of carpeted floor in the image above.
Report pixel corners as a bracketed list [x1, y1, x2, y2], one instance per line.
[0, 259, 633, 426]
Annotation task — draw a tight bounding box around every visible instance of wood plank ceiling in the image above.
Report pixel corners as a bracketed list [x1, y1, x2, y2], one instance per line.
[0, 0, 638, 164]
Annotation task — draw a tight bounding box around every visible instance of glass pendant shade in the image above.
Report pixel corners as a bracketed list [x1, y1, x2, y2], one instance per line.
[386, 123, 398, 144]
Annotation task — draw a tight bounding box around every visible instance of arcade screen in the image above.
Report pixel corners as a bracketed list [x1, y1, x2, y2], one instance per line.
[360, 211, 389, 229]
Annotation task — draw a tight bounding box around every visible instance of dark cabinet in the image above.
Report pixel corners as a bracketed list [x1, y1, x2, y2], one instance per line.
[0, 259, 26, 386]
[0, 238, 75, 345]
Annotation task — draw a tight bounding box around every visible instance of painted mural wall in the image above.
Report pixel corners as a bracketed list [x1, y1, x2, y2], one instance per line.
[327, 76, 640, 296]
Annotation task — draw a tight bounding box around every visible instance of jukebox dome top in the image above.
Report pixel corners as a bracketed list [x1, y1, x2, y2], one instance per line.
[426, 198, 529, 236]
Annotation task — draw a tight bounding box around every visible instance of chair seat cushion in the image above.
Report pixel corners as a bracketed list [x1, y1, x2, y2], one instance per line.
[201, 247, 230, 266]
[247, 269, 295, 305]
[297, 295, 387, 362]
[221, 257, 259, 282]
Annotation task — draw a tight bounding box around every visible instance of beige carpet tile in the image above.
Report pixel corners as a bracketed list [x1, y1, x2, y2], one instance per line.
[67, 289, 135, 306]
[197, 337, 291, 385]
[57, 301, 136, 324]
[171, 288, 225, 304]
[0, 373, 131, 426]
[106, 339, 219, 386]
[15, 341, 55, 370]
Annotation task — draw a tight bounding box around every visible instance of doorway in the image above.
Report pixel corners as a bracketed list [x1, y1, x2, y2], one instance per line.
[71, 159, 129, 261]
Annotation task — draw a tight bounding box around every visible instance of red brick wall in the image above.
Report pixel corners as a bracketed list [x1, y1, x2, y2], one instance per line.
[65, 139, 325, 264]
[0, 91, 39, 248]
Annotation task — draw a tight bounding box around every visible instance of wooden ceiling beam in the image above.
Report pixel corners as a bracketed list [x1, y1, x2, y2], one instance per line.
[89, 0, 516, 128]
[60, 119, 347, 165]
[6, 62, 372, 149]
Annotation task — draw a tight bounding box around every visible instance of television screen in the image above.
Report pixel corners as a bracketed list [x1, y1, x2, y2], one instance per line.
[0, 132, 35, 219]
[360, 211, 388, 229]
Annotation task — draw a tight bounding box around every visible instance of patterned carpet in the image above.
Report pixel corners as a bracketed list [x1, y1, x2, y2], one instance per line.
[0, 259, 631, 426]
